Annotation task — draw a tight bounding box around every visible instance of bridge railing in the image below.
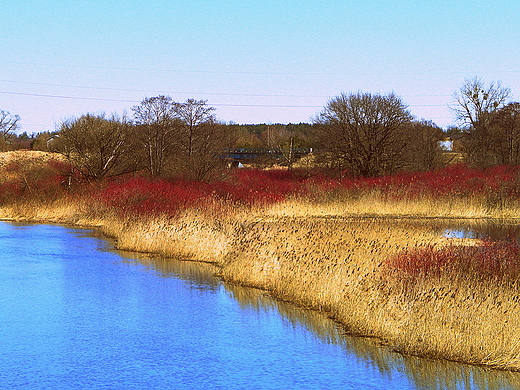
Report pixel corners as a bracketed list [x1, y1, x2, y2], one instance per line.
[222, 148, 312, 161]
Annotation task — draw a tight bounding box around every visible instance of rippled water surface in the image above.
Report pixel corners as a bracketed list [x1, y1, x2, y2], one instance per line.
[1, 221, 520, 389]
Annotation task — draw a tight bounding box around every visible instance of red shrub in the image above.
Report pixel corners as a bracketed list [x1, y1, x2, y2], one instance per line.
[0, 159, 75, 203]
[96, 176, 213, 217]
[226, 169, 307, 203]
[386, 239, 520, 282]
[89, 169, 318, 217]
[7, 162, 520, 215]
[0, 181, 24, 203]
[328, 164, 520, 200]
[82, 165, 520, 216]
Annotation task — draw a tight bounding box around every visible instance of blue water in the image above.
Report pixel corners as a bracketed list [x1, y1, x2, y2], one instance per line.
[1, 221, 519, 389]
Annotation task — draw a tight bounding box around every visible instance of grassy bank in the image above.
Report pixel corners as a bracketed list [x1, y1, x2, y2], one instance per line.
[3, 151, 520, 370]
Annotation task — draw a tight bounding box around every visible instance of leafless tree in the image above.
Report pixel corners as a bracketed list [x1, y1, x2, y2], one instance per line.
[132, 96, 180, 176]
[451, 77, 511, 166]
[133, 97, 236, 180]
[451, 77, 511, 128]
[173, 99, 216, 156]
[0, 110, 20, 151]
[172, 99, 235, 180]
[314, 92, 413, 177]
[402, 120, 446, 171]
[265, 125, 298, 167]
[489, 102, 520, 164]
[57, 113, 136, 181]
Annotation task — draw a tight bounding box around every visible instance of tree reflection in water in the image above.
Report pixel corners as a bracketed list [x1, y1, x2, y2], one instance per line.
[116, 227, 520, 390]
[226, 282, 520, 390]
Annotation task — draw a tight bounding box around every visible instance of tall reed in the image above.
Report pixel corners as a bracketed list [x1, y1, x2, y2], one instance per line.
[218, 217, 520, 370]
[4, 153, 520, 370]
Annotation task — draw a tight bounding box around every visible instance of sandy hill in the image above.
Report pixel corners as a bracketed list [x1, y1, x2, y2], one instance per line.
[0, 151, 66, 169]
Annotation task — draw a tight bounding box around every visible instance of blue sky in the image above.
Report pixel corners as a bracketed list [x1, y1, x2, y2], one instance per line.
[1, 0, 519, 133]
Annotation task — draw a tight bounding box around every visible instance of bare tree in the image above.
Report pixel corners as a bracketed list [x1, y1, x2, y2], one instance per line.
[489, 102, 520, 164]
[172, 99, 235, 181]
[402, 120, 446, 171]
[451, 77, 511, 128]
[451, 77, 511, 166]
[265, 125, 297, 167]
[314, 92, 413, 177]
[132, 97, 236, 180]
[132, 96, 179, 176]
[57, 113, 135, 181]
[0, 110, 20, 151]
[173, 99, 216, 156]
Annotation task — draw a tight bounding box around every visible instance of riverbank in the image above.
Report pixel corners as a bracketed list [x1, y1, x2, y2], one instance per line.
[2, 196, 520, 371]
[3, 152, 520, 370]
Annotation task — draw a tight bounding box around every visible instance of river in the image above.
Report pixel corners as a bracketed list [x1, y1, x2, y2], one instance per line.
[1, 221, 520, 389]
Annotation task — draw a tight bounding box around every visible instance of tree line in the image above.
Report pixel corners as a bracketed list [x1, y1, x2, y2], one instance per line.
[50, 97, 236, 181]
[2, 77, 520, 180]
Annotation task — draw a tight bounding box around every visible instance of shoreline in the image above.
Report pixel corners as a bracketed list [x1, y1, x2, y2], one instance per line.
[2, 206, 520, 372]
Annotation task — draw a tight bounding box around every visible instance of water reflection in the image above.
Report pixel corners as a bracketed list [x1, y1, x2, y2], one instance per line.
[3, 221, 520, 389]
[228, 284, 520, 390]
[128, 250, 520, 390]
[443, 228, 477, 239]
[116, 249, 221, 291]
[403, 357, 520, 390]
[440, 220, 520, 241]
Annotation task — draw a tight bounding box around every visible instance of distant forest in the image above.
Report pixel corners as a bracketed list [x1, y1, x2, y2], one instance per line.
[4, 122, 313, 151]
[1, 78, 519, 180]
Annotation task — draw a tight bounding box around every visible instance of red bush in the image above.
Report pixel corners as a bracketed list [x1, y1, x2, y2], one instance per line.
[90, 169, 317, 217]
[326, 164, 520, 200]
[385, 239, 520, 282]
[6, 163, 520, 215]
[0, 159, 75, 203]
[221, 169, 308, 204]
[95, 176, 213, 217]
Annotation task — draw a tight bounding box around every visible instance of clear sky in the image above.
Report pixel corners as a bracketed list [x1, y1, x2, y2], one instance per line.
[1, 0, 519, 134]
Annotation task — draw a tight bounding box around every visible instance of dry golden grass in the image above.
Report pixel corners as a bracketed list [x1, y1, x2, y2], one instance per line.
[265, 194, 520, 219]
[381, 275, 520, 369]
[0, 198, 88, 225]
[219, 218, 438, 331]
[101, 211, 239, 263]
[0, 150, 66, 166]
[217, 215, 520, 370]
[3, 153, 520, 370]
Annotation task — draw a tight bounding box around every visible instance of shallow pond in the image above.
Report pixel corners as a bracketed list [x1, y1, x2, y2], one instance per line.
[442, 220, 520, 240]
[1, 221, 520, 389]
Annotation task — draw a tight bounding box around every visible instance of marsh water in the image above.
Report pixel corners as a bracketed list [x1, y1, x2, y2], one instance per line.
[1, 221, 520, 389]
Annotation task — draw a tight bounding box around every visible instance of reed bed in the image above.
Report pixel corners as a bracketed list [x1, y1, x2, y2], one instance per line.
[264, 195, 493, 219]
[219, 217, 520, 370]
[382, 239, 520, 368]
[219, 219, 437, 339]
[4, 153, 520, 370]
[100, 210, 239, 263]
